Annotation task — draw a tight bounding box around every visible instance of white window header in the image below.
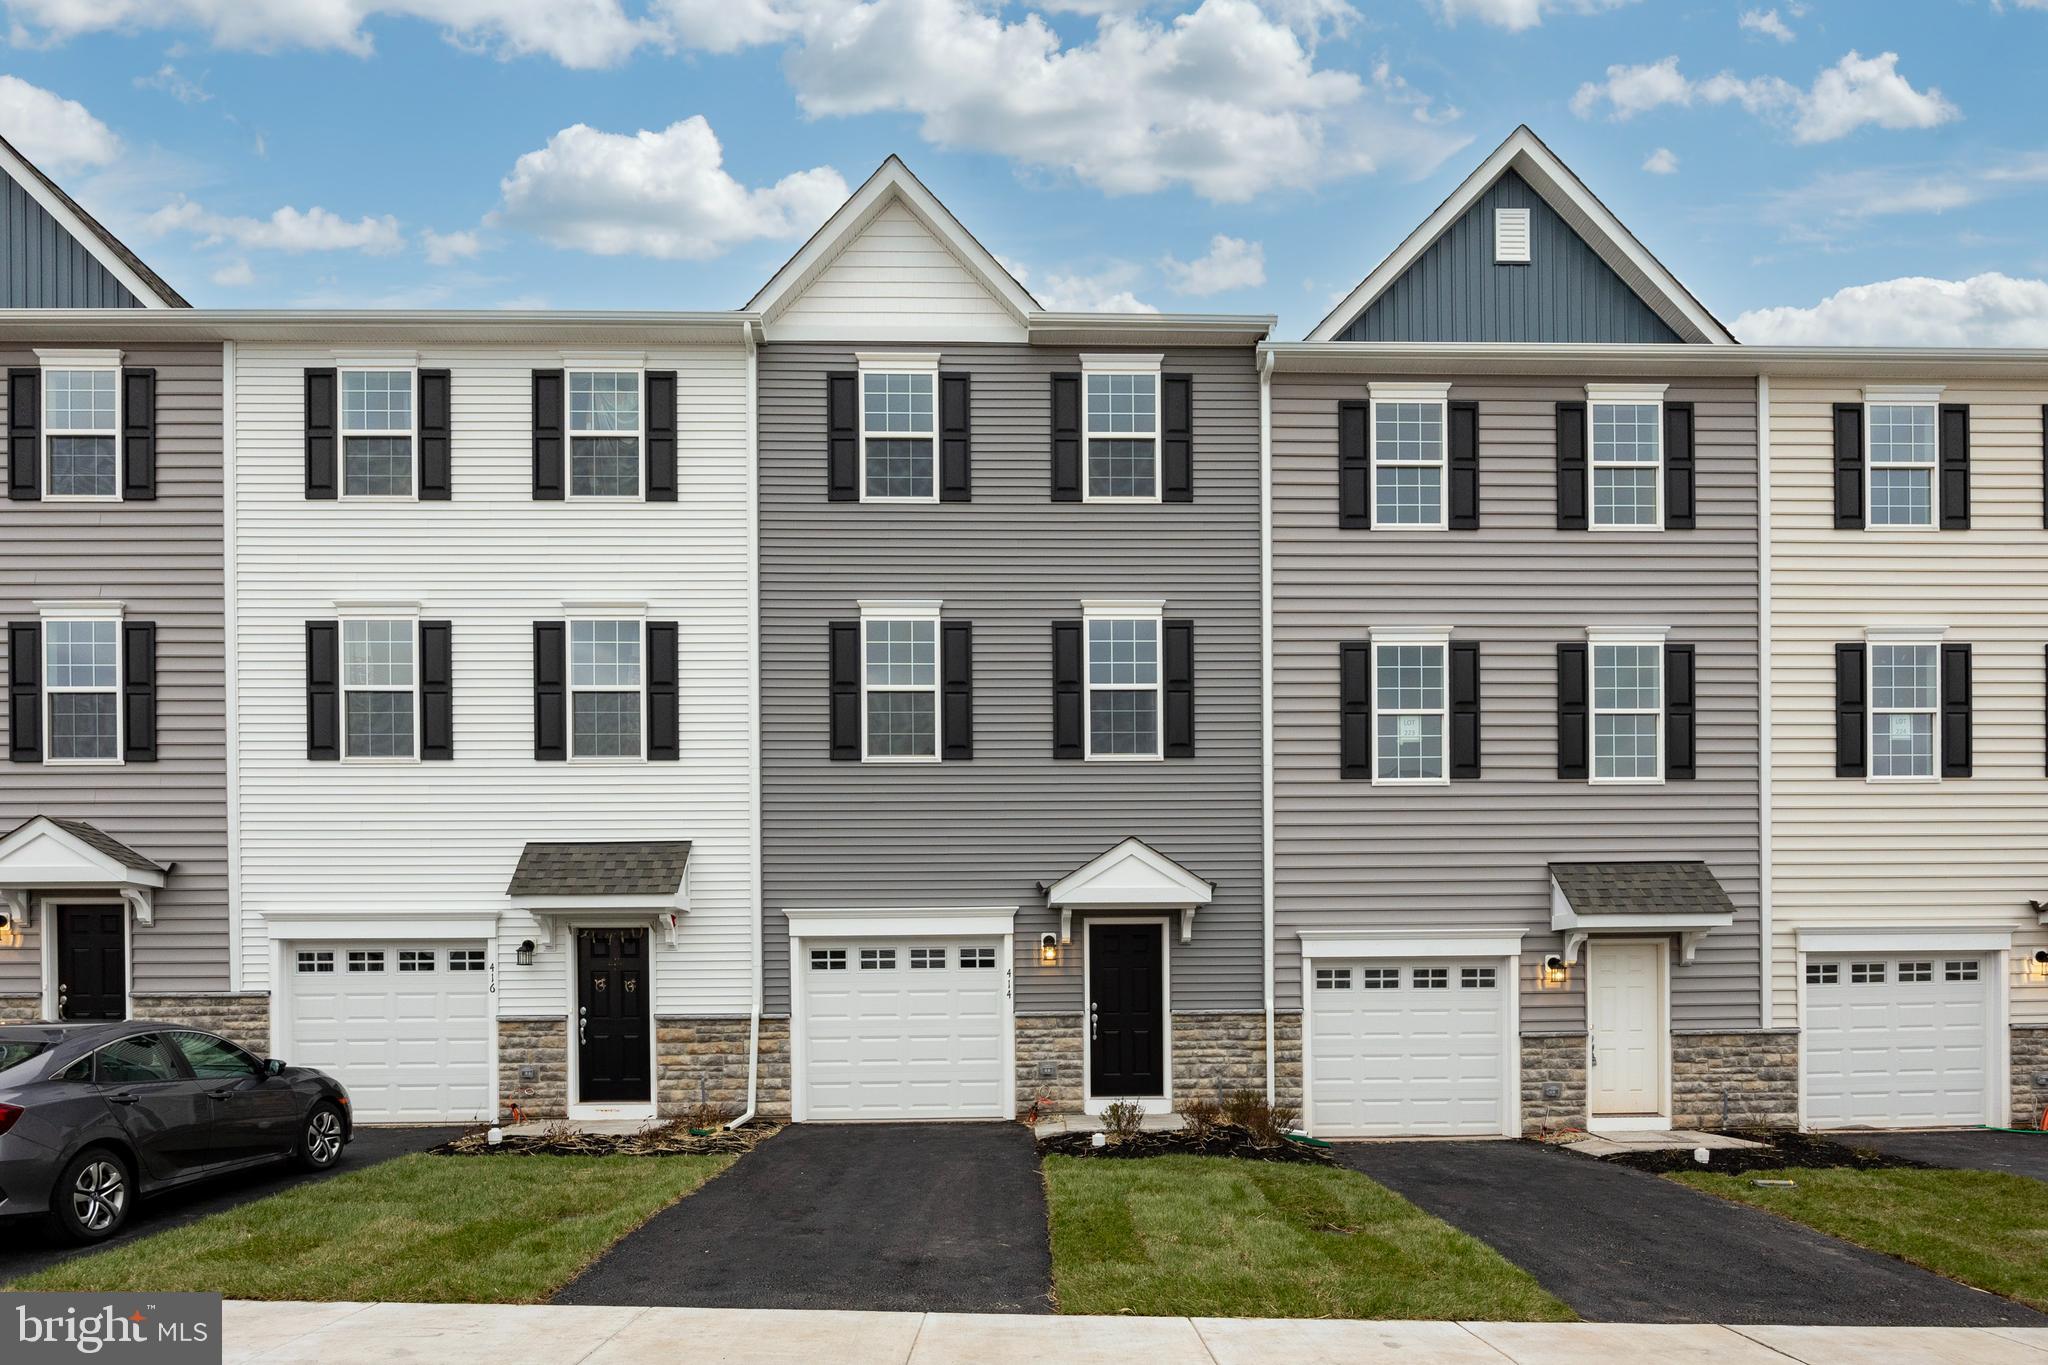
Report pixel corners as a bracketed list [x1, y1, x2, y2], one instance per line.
[1368, 382, 1451, 403]
[559, 598, 648, 617]
[333, 599, 422, 619]
[35, 599, 123, 620]
[1862, 385, 1945, 404]
[1079, 353, 1163, 372]
[1865, 625, 1947, 644]
[1586, 384, 1668, 404]
[1081, 597, 1165, 618]
[1368, 625, 1453, 645]
[560, 351, 645, 369]
[33, 349, 120, 368]
[1585, 625, 1670, 644]
[333, 352, 418, 369]
[857, 598, 942, 620]
[854, 351, 941, 371]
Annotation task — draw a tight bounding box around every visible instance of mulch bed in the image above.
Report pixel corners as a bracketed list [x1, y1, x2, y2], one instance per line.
[1037, 1121, 1333, 1164]
[1596, 1128, 1932, 1176]
[432, 1119, 780, 1158]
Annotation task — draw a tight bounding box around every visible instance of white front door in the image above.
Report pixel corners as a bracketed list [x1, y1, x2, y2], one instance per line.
[1588, 940, 1665, 1119]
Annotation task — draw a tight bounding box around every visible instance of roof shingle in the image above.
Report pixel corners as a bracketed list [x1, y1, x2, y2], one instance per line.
[507, 841, 692, 898]
[1549, 861, 1734, 918]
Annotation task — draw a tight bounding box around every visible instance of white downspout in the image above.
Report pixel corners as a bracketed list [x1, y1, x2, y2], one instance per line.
[1757, 371, 1773, 1034]
[1260, 346, 1276, 1104]
[729, 320, 764, 1129]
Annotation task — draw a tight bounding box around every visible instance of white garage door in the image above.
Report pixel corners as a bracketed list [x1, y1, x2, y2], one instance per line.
[1804, 954, 1993, 1128]
[285, 943, 492, 1124]
[799, 937, 1007, 1121]
[1309, 958, 1511, 1137]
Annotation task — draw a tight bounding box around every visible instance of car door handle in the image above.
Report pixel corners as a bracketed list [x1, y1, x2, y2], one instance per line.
[208, 1087, 236, 1100]
[107, 1092, 139, 1105]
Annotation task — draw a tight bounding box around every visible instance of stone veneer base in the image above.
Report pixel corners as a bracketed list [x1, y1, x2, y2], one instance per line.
[2013, 1026, 2048, 1130]
[1016, 1011, 1276, 1117]
[131, 993, 273, 1056]
[1671, 1030, 1799, 1130]
[496, 1015, 792, 1122]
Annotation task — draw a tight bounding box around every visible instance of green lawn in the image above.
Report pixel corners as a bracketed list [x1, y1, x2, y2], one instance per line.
[9, 1153, 732, 1303]
[1043, 1154, 1574, 1320]
[1674, 1167, 2048, 1312]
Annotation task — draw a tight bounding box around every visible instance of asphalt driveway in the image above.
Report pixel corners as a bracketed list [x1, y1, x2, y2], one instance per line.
[0, 1124, 465, 1283]
[555, 1122, 1053, 1313]
[1832, 1130, 2048, 1182]
[1337, 1138, 2047, 1326]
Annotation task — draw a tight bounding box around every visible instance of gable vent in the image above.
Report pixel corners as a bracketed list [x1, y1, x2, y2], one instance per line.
[1494, 208, 1531, 265]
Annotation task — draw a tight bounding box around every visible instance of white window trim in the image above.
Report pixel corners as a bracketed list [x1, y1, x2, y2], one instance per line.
[1082, 597, 1165, 762]
[567, 612, 648, 763]
[857, 597, 942, 764]
[855, 352, 940, 506]
[1081, 354, 1163, 506]
[36, 349, 122, 504]
[1367, 624, 1452, 786]
[1586, 625, 1669, 786]
[1367, 382, 1450, 532]
[1587, 383, 1667, 532]
[336, 604, 422, 765]
[36, 599, 123, 767]
[565, 361, 645, 502]
[1862, 386, 1945, 534]
[336, 363, 420, 502]
[1865, 625, 1946, 785]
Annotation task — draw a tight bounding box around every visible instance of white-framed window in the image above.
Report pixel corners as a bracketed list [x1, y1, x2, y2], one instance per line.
[1869, 636, 1939, 781]
[1370, 628, 1449, 784]
[910, 947, 946, 969]
[398, 949, 436, 972]
[567, 368, 641, 499]
[1314, 967, 1352, 990]
[1369, 383, 1449, 529]
[1946, 960, 1979, 982]
[296, 951, 334, 974]
[41, 608, 121, 765]
[1413, 967, 1449, 989]
[859, 599, 939, 762]
[339, 367, 417, 499]
[1589, 628, 1666, 783]
[1850, 961, 1885, 985]
[568, 617, 645, 760]
[857, 353, 937, 502]
[1360, 967, 1399, 989]
[1461, 967, 1497, 989]
[1805, 962, 1838, 986]
[811, 949, 846, 971]
[40, 356, 120, 500]
[1082, 355, 1161, 502]
[1588, 385, 1665, 530]
[1083, 599, 1163, 760]
[960, 947, 996, 969]
[860, 948, 897, 970]
[347, 950, 385, 973]
[1865, 389, 1940, 529]
[449, 950, 486, 972]
[341, 617, 418, 761]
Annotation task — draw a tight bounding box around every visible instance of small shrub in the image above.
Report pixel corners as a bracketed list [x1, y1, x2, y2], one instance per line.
[1219, 1090, 1299, 1146]
[1175, 1094, 1222, 1138]
[671, 1102, 743, 1132]
[1101, 1099, 1146, 1142]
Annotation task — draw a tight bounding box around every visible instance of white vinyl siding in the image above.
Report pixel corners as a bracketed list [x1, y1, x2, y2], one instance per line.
[773, 200, 1025, 343]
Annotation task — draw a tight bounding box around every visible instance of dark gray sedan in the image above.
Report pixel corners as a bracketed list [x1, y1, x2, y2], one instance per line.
[0, 1021, 352, 1243]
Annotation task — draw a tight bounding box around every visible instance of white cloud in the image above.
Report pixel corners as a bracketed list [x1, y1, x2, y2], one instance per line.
[495, 117, 845, 259]
[652, 0, 798, 52]
[1422, 0, 1633, 31]
[422, 228, 483, 264]
[134, 63, 211, 103]
[1642, 146, 1678, 174]
[1738, 7, 1793, 42]
[1736, 273, 2048, 345]
[145, 199, 406, 253]
[0, 75, 121, 171]
[209, 258, 254, 286]
[1035, 270, 1156, 312]
[1159, 234, 1265, 295]
[1571, 51, 1958, 143]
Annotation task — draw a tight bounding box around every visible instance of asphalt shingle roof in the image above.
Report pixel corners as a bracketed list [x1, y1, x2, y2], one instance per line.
[507, 841, 692, 897]
[7, 817, 166, 874]
[1548, 861, 1734, 918]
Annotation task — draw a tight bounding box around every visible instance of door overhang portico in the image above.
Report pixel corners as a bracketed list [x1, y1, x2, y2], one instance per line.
[1549, 861, 1736, 965]
[0, 816, 168, 930]
[1043, 837, 1214, 946]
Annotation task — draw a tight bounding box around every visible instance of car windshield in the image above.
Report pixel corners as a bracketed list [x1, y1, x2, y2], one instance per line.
[0, 1041, 50, 1076]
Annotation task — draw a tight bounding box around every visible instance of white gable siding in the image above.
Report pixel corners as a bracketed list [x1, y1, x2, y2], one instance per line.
[772, 200, 1025, 342]
[229, 344, 756, 1019]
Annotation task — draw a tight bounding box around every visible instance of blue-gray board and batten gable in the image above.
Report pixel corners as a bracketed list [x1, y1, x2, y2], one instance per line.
[2, 166, 144, 309]
[1338, 168, 1683, 345]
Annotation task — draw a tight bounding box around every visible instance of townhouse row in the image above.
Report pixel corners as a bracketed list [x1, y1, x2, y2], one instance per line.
[1, 126, 2043, 1138]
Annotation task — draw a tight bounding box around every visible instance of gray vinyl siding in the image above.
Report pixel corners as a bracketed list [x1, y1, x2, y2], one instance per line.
[1272, 373, 1761, 1032]
[1339, 171, 1682, 345]
[2, 169, 145, 309]
[0, 344, 226, 993]
[761, 343, 1263, 1016]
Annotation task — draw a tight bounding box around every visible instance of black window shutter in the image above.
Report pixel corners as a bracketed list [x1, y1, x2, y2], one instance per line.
[1939, 403, 1970, 531]
[1835, 643, 1866, 777]
[1338, 400, 1370, 529]
[1833, 404, 1864, 530]
[533, 622, 567, 760]
[940, 372, 972, 503]
[120, 368, 156, 501]
[1162, 373, 1194, 503]
[1051, 373, 1082, 502]
[306, 621, 339, 761]
[1339, 642, 1370, 779]
[1664, 642, 1696, 780]
[1449, 641, 1481, 779]
[826, 372, 858, 502]
[1164, 619, 1195, 757]
[8, 621, 40, 761]
[532, 370, 564, 501]
[420, 620, 453, 760]
[1556, 643, 1588, 779]
[304, 368, 337, 500]
[645, 371, 678, 503]
[1663, 401, 1695, 531]
[418, 369, 452, 501]
[6, 368, 37, 501]
[828, 621, 860, 760]
[121, 621, 157, 762]
[1941, 642, 1973, 777]
[647, 621, 680, 760]
[1052, 620, 1084, 757]
[941, 620, 973, 760]
[1447, 400, 1479, 531]
[1555, 401, 1587, 531]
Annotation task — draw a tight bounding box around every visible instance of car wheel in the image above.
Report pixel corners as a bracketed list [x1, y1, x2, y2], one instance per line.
[297, 1102, 346, 1172]
[45, 1147, 132, 1245]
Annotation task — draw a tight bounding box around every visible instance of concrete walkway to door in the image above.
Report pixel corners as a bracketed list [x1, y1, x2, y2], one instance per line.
[554, 1123, 1054, 1314]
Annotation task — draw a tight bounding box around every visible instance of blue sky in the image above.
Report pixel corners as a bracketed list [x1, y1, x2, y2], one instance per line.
[2, 0, 2044, 340]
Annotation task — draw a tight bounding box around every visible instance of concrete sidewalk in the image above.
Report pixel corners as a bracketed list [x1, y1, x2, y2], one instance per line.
[225, 1301, 2048, 1364]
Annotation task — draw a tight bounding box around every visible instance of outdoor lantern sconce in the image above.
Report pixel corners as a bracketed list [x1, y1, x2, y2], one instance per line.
[516, 939, 536, 967]
[2030, 948, 2048, 982]
[1539, 954, 1570, 990]
[1040, 933, 1059, 965]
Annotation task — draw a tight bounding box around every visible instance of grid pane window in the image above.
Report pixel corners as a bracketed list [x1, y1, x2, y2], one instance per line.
[568, 372, 640, 497]
[1899, 961, 1933, 983]
[1870, 643, 1937, 779]
[961, 947, 996, 968]
[449, 950, 486, 972]
[49, 437, 116, 497]
[862, 371, 935, 499]
[1360, 967, 1399, 989]
[341, 620, 416, 759]
[44, 369, 117, 497]
[1086, 617, 1161, 758]
[1085, 371, 1158, 498]
[399, 950, 436, 972]
[1946, 960, 1979, 982]
[1315, 968, 1352, 990]
[1868, 403, 1935, 528]
[347, 950, 385, 973]
[1592, 642, 1662, 781]
[1591, 402, 1661, 528]
[1413, 967, 1449, 989]
[296, 951, 334, 974]
[569, 620, 643, 758]
[811, 949, 846, 970]
[1372, 400, 1444, 526]
[860, 948, 897, 970]
[341, 371, 416, 497]
[1850, 961, 1885, 985]
[1374, 642, 1445, 781]
[44, 619, 119, 761]
[910, 947, 947, 969]
[1461, 967, 1497, 989]
[863, 619, 938, 759]
[1806, 962, 1839, 986]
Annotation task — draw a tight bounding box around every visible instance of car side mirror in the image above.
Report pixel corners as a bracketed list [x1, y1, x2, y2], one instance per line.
[264, 1058, 287, 1078]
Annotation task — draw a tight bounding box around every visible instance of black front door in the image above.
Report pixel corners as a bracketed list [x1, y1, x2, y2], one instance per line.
[1089, 922, 1164, 1097]
[58, 905, 126, 1020]
[577, 927, 650, 1104]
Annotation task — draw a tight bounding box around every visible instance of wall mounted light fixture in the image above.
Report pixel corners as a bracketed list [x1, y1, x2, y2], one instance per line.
[2029, 948, 2048, 982]
[516, 939, 536, 967]
[1040, 933, 1059, 965]
[1539, 954, 1569, 990]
